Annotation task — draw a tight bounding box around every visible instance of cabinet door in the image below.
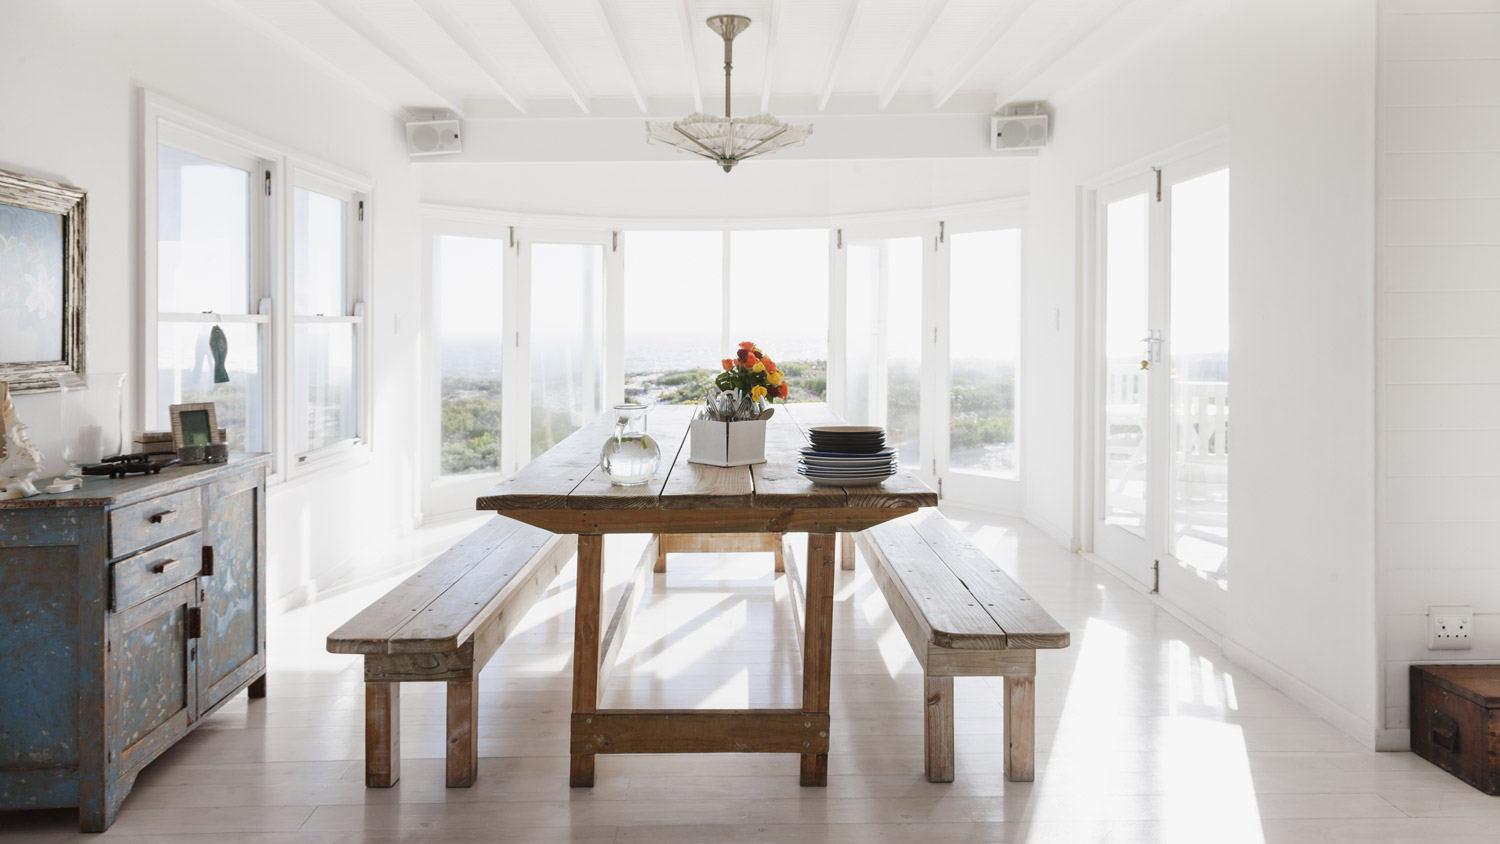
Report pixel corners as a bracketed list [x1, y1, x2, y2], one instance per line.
[198, 468, 266, 709]
[109, 581, 196, 778]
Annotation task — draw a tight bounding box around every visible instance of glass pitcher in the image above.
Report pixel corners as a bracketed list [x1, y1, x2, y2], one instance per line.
[599, 404, 661, 486]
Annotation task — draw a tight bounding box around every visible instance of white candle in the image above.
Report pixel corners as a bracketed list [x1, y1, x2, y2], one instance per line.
[78, 425, 103, 463]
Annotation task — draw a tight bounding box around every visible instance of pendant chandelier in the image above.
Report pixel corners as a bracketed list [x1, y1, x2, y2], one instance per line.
[646, 15, 813, 173]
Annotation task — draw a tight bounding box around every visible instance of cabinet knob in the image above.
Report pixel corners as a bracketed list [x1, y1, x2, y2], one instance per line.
[151, 558, 178, 574]
[148, 510, 176, 524]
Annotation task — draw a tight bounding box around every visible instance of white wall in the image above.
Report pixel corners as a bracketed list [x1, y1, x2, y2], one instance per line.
[1376, 0, 1500, 738]
[1024, 0, 1382, 744]
[1, 0, 422, 606]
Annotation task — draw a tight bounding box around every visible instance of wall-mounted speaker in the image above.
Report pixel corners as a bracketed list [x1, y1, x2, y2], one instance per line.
[406, 119, 462, 156]
[991, 113, 1048, 151]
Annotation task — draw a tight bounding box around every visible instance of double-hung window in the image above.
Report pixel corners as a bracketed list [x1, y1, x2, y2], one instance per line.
[290, 175, 365, 463]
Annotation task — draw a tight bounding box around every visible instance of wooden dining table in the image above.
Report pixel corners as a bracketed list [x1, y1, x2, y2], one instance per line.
[476, 402, 937, 787]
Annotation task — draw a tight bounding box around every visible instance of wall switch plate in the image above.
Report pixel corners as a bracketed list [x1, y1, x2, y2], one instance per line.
[1429, 606, 1473, 650]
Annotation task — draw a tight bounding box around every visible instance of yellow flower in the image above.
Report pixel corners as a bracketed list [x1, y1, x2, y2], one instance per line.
[751, 385, 767, 402]
[767, 370, 783, 386]
[752, 361, 766, 373]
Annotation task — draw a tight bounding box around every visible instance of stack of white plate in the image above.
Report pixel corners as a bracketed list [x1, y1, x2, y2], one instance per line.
[798, 426, 898, 486]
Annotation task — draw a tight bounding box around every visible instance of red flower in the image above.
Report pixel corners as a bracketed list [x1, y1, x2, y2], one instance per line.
[778, 382, 789, 399]
[736, 348, 749, 363]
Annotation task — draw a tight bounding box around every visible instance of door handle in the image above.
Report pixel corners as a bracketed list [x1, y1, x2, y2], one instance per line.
[149, 510, 176, 524]
[201, 545, 215, 576]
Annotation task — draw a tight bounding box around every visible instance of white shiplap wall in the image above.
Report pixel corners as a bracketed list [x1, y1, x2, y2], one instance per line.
[1379, 0, 1500, 732]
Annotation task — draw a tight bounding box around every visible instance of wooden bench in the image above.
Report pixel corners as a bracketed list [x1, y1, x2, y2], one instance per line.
[855, 511, 1069, 782]
[326, 516, 576, 788]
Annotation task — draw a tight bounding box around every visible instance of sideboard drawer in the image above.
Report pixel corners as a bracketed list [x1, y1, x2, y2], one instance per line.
[111, 532, 203, 611]
[109, 489, 203, 559]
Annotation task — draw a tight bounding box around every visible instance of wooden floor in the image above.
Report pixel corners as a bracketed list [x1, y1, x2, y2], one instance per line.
[12, 509, 1499, 843]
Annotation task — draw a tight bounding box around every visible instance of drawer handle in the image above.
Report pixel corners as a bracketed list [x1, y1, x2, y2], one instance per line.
[148, 510, 176, 524]
[1432, 712, 1460, 753]
[151, 558, 179, 574]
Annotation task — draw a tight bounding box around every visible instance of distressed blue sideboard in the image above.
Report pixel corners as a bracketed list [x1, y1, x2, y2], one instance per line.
[0, 455, 268, 832]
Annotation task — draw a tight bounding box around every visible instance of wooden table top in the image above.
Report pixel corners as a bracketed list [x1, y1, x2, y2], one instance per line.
[477, 403, 937, 534]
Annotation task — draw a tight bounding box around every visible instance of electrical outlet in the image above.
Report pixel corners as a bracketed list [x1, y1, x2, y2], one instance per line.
[1429, 606, 1473, 650]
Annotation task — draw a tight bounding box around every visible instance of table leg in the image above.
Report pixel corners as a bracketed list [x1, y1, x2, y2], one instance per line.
[800, 532, 836, 786]
[571, 535, 604, 788]
[840, 533, 856, 571]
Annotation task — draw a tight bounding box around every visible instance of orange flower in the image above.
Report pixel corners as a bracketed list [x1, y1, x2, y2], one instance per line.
[738, 341, 757, 352]
[761, 356, 777, 372]
[777, 382, 789, 398]
[721, 358, 734, 371]
[744, 352, 759, 368]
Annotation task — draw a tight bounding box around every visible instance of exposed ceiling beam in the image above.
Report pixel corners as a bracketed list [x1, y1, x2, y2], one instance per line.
[311, 0, 465, 115]
[818, 0, 863, 112]
[932, 0, 1037, 109]
[591, 0, 649, 114]
[222, 0, 410, 118]
[509, 0, 592, 113]
[991, 0, 1137, 107]
[675, 0, 704, 113]
[878, 0, 951, 111]
[760, 0, 781, 113]
[413, 0, 526, 114]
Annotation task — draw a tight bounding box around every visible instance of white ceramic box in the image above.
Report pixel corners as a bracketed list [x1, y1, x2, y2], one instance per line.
[688, 418, 767, 467]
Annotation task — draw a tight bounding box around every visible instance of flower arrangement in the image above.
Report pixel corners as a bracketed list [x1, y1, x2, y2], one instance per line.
[716, 341, 790, 405]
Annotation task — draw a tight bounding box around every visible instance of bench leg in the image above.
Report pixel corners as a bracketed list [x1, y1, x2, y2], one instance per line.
[365, 681, 401, 787]
[840, 533, 856, 571]
[571, 535, 604, 788]
[446, 679, 479, 787]
[653, 533, 666, 573]
[801, 532, 836, 787]
[924, 675, 955, 782]
[1004, 675, 1035, 782]
[773, 532, 786, 573]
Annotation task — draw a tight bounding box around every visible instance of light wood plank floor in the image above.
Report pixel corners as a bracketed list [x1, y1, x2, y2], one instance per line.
[11, 509, 1498, 843]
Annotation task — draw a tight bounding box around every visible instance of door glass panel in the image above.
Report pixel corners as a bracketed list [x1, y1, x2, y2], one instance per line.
[949, 230, 1020, 479]
[623, 230, 723, 404]
[1103, 195, 1150, 535]
[531, 242, 604, 457]
[847, 237, 922, 466]
[156, 146, 251, 314]
[1169, 169, 1230, 582]
[729, 229, 828, 400]
[435, 235, 504, 475]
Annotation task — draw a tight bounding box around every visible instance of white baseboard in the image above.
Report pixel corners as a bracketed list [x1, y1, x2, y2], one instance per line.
[1081, 551, 1223, 648]
[1023, 508, 1076, 551]
[1221, 636, 1379, 751]
[1375, 729, 1411, 752]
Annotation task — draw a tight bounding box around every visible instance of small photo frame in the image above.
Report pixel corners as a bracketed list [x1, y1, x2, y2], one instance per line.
[169, 402, 221, 451]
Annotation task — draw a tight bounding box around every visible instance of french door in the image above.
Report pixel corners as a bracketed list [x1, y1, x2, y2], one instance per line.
[838, 214, 1024, 512]
[1093, 154, 1230, 632]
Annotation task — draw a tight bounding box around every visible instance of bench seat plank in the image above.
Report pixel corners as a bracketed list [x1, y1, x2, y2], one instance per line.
[327, 516, 531, 655]
[904, 511, 1071, 650]
[859, 518, 1008, 650]
[388, 526, 575, 654]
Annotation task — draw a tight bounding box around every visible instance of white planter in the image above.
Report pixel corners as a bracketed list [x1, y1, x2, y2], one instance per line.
[688, 418, 767, 467]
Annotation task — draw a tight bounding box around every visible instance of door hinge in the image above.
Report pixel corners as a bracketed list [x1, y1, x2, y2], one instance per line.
[201, 544, 215, 577]
[508, 225, 516, 249]
[1151, 559, 1160, 593]
[612, 231, 619, 252]
[186, 607, 203, 639]
[937, 477, 943, 500]
[358, 200, 365, 222]
[939, 221, 945, 244]
[933, 327, 938, 344]
[265, 170, 272, 197]
[1152, 166, 1162, 202]
[836, 229, 842, 249]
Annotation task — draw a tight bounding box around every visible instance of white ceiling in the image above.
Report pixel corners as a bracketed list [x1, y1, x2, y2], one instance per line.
[229, 0, 1190, 119]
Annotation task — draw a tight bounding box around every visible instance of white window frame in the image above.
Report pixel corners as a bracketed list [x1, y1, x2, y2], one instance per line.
[284, 165, 372, 474]
[143, 91, 373, 483]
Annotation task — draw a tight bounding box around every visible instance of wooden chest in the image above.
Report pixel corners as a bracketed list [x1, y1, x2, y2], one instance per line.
[0, 456, 269, 831]
[1410, 664, 1500, 795]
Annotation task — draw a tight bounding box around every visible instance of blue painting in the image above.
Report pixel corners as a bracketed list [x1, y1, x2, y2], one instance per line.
[0, 201, 64, 364]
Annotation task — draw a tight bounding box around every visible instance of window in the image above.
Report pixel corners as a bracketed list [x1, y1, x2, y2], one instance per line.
[948, 230, 1021, 479]
[622, 231, 723, 405]
[290, 181, 363, 460]
[153, 141, 269, 454]
[146, 96, 373, 479]
[729, 229, 829, 400]
[845, 236, 923, 467]
[530, 242, 605, 456]
[435, 235, 505, 475]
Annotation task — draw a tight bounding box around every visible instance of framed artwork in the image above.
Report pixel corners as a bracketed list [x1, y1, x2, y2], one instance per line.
[0, 168, 86, 393]
[169, 402, 221, 451]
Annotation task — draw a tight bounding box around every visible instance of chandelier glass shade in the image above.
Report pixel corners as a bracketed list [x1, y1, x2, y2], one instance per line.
[646, 15, 812, 172]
